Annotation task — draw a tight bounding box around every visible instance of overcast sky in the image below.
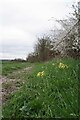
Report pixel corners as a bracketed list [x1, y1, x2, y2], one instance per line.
[0, 0, 78, 60]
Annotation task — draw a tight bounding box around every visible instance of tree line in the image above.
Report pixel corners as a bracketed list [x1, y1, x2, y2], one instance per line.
[27, 2, 80, 62]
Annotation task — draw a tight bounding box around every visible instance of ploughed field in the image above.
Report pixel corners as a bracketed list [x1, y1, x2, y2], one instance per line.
[1, 58, 79, 118]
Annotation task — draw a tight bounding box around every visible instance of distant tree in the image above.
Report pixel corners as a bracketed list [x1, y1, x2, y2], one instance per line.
[27, 3, 80, 61]
[26, 52, 35, 62]
[34, 36, 55, 61]
[27, 35, 61, 62]
[12, 58, 25, 62]
[53, 3, 80, 58]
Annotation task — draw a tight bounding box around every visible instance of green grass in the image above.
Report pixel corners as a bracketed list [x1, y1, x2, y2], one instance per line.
[1, 61, 31, 76]
[2, 58, 79, 118]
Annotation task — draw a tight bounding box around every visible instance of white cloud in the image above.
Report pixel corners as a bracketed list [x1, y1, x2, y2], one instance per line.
[1, 26, 36, 46]
[0, 0, 76, 59]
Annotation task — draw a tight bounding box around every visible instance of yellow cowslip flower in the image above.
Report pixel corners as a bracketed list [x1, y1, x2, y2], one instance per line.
[37, 71, 44, 77]
[58, 63, 64, 69]
[41, 71, 44, 76]
[58, 62, 68, 69]
[37, 72, 41, 77]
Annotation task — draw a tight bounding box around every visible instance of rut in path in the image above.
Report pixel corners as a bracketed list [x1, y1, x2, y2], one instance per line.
[0, 66, 33, 105]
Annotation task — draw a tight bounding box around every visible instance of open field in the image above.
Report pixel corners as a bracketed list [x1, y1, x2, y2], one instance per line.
[1, 61, 32, 76]
[1, 58, 80, 118]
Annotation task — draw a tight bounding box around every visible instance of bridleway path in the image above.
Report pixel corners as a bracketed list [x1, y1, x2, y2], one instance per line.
[0, 66, 33, 105]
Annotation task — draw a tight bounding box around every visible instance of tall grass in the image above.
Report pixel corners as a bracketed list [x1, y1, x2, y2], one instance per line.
[2, 58, 79, 118]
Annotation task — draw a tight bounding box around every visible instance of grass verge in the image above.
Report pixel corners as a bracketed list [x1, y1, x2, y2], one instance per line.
[2, 58, 79, 118]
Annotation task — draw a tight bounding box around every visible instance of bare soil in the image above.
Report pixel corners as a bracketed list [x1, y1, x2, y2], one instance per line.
[0, 66, 32, 105]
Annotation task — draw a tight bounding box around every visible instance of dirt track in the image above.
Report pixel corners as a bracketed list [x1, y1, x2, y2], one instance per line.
[0, 66, 32, 105]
